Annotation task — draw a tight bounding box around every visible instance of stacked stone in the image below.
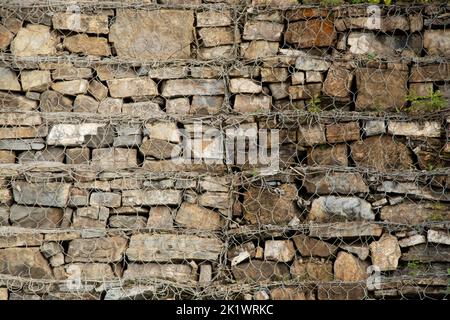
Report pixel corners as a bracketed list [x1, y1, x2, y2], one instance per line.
[0, 1, 449, 300]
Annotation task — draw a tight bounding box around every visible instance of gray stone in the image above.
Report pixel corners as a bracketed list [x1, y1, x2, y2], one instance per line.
[124, 263, 195, 283]
[51, 80, 89, 96]
[126, 233, 224, 262]
[303, 172, 369, 195]
[0, 92, 38, 110]
[39, 90, 72, 112]
[424, 30, 450, 57]
[0, 67, 21, 91]
[308, 196, 375, 222]
[10, 205, 63, 228]
[162, 79, 225, 97]
[122, 189, 181, 206]
[12, 181, 70, 207]
[264, 240, 296, 262]
[74, 95, 98, 112]
[47, 123, 105, 146]
[66, 237, 128, 263]
[90, 192, 121, 208]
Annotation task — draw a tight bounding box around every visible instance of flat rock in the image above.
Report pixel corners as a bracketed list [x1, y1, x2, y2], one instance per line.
[66, 236, 128, 263]
[162, 79, 225, 97]
[0, 247, 53, 278]
[0, 92, 37, 110]
[241, 41, 279, 60]
[63, 34, 111, 56]
[12, 181, 70, 208]
[175, 202, 224, 231]
[110, 9, 194, 60]
[107, 77, 158, 98]
[139, 138, 181, 159]
[380, 201, 450, 224]
[147, 206, 174, 229]
[387, 121, 441, 138]
[243, 21, 284, 41]
[47, 123, 104, 146]
[52, 13, 109, 34]
[126, 233, 224, 262]
[145, 122, 180, 143]
[122, 189, 181, 206]
[198, 27, 238, 47]
[39, 90, 72, 112]
[264, 240, 296, 262]
[229, 78, 262, 93]
[303, 172, 368, 194]
[91, 148, 137, 170]
[197, 10, 231, 27]
[427, 229, 450, 245]
[21, 70, 51, 92]
[307, 144, 347, 166]
[308, 196, 375, 222]
[234, 94, 271, 113]
[0, 67, 21, 91]
[51, 80, 89, 95]
[309, 222, 383, 239]
[424, 29, 450, 57]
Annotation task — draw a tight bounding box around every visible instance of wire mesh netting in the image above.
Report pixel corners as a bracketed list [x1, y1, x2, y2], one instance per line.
[0, 0, 448, 300]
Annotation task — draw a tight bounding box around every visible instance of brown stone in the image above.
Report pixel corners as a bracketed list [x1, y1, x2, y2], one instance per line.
[326, 122, 360, 143]
[355, 69, 408, 111]
[198, 27, 238, 47]
[318, 283, 366, 300]
[290, 258, 333, 281]
[66, 237, 128, 263]
[270, 287, 315, 300]
[292, 234, 337, 258]
[241, 41, 279, 60]
[39, 90, 72, 112]
[139, 138, 181, 159]
[380, 201, 450, 224]
[107, 77, 158, 98]
[303, 172, 369, 195]
[307, 144, 348, 166]
[350, 136, 414, 171]
[175, 202, 224, 231]
[285, 18, 336, 48]
[243, 184, 299, 225]
[232, 260, 290, 282]
[0, 247, 53, 278]
[323, 65, 353, 99]
[11, 24, 58, 56]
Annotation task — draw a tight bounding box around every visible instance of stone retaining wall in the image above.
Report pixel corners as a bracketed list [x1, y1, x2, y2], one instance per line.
[0, 1, 449, 300]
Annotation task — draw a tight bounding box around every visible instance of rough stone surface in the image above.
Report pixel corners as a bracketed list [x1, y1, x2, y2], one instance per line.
[264, 240, 296, 262]
[11, 25, 58, 56]
[290, 258, 333, 281]
[334, 251, 368, 282]
[369, 234, 401, 271]
[175, 202, 224, 231]
[66, 237, 128, 263]
[285, 18, 336, 48]
[308, 196, 375, 222]
[107, 77, 158, 98]
[110, 9, 194, 60]
[292, 235, 337, 258]
[12, 181, 70, 208]
[0, 247, 53, 278]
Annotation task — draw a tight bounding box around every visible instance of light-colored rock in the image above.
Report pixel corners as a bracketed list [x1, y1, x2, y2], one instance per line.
[110, 9, 194, 60]
[166, 98, 190, 115]
[424, 29, 450, 57]
[241, 41, 279, 60]
[398, 234, 426, 248]
[369, 234, 401, 271]
[308, 196, 374, 222]
[107, 77, 158, 98]
[198, 27, 238, 47]
[198, 45, 234, 60]
[51, 80, 89, 95]
[292, 234, 337, 258]
[197, 10, 231, 27]
[0, 67, 21, 91]
[229, 78, 262, 93]
[12, 181, 70, 208]
[0, 113, 41, 126]
[295, 55, 330, 71]
[264, 240, 296, 262]
[52, 13, 109, 34]
[162, 79, 225, 97]
[145, 122, 180, 143]
[109, 216, 147, 229]
[427, 229, 450, 245]
[11, 24, 58, 56]
[387, 121, 441, 138]
[334, 251, 368, 282]
[323, 64, 353, 98]
[261, 67, 289, 82]
[126, 233, 224, 262]
[122, 189, 182, 206]
[39, 90, 72, 112]
[91, 148, 137, 170]
[309, 222, 383, 238]
[90, 192, 121, 208]
[175, 202, 224, 230]
[21, 70, 51, 92]
[288, 84, 322, 100]
[234, 94, 271, 113]
[303, 172, 368, 194]
[243, 21, 284, 41]
[363, 120, 385, 136]
[0, 25, 13, 50]
[47, 123, 104, 146]
[63, 34, 111, 56]
[74, 95, 98, 112]
[298, 124, 326, 146]
[0, 126, 47, 139]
